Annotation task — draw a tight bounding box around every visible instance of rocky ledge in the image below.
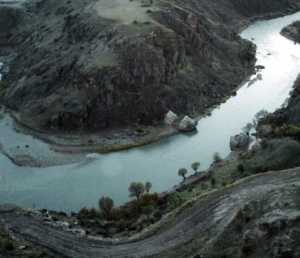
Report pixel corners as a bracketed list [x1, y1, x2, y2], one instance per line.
[0, 0, 299, 137]
[281, 20, 300, 43]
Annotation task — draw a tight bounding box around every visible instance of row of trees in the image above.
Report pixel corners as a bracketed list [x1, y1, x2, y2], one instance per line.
[99, 181, 153, 219]
[178, 153, 223, 181]
[99, 152, 224, 219]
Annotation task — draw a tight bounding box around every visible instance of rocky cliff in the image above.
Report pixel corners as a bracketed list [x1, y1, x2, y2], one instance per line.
[282, 20, 300, 43]
[0, 0, 299, 132]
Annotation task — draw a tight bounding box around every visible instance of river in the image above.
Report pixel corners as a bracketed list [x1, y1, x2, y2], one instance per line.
[0, 12, 300, 212]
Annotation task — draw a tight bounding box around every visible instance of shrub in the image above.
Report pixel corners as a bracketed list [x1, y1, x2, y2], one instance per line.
[0, 81, 8, 97]
[210, 177, 216, 188]
[0, 239, 14, 251]
[99, 196, 114, 219]
[213, 152, 223, 163]
[77, 207, 99, 221]
[167, 192, 184, 209]
[237, 164, 245, 174]
[139, 193, 159, 206]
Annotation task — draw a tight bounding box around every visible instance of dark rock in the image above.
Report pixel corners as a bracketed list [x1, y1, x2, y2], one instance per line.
[0, 0, 263, 133]
[281, 21, 300, 43]
[230, 133, 251, 151]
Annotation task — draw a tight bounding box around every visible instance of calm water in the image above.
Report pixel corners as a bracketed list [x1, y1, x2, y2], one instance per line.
[1, 12, 300, 211]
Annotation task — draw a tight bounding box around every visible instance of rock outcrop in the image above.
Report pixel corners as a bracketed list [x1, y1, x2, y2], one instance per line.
[1, 0, 299, 133]
[178, 115, 197, 132]
[164, 110, 178, 126]
[281, 21, 300, 43]
[230, 133, 251, 151]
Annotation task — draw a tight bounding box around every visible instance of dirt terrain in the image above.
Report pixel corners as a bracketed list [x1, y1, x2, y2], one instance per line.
[1, 167, 300, 258]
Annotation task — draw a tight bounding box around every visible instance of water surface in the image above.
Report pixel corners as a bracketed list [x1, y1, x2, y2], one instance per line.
[1, 12, 300, 211]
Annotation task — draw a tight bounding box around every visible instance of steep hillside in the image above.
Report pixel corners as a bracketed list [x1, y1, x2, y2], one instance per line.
[282, 20, 300, 43]
[1, 168, 300, 258]
[0, 0, 299, 133]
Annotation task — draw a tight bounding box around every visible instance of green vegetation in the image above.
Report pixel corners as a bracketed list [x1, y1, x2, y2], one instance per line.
[0, 227, 14, 252]
[129, 182, 145, 200]
[0, 80, 8, 97]
[166, 192, 185, 210]
[178, 168, 188, 181]
[191, 162, 201, 174]
[99, 197, 114, 219]
[145, 182, 152, 193]
[77, 181, 162, 237]
[213, 152, 223, 163]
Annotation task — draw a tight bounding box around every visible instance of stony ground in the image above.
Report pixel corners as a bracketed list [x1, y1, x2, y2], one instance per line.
[1, 167, 300, 258]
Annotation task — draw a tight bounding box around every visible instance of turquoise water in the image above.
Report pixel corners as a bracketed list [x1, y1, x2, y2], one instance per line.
[1, 12, 300, 211]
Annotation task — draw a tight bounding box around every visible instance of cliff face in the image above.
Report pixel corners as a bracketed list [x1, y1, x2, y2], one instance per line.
[281, 21, 300, 43]
[0, 0, 299, 132]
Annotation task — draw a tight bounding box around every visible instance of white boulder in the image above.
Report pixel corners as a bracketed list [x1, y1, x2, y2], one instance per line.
[164, 110, 179, 126]
[178, 116, 197, 132]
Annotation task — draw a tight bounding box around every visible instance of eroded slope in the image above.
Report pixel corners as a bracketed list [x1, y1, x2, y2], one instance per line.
[1, 0, 299, 132]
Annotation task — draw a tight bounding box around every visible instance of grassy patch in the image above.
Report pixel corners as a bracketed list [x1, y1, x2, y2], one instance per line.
[0, 229, 14, 251]
[0, 80, 8, 97]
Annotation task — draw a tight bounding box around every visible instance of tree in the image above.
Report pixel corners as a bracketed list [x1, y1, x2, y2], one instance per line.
[253, 109, 269, 127]
[145, 182, 152, 193]
[129, 182, 145, 200]
[213, 152, 222, 163]
[191, 162, 201, 174]
[178, 168, 188, 181]
[99, 196, 114, 219]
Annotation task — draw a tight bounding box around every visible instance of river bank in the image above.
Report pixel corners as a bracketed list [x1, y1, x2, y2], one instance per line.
[1, 166, 300, 257]
[0, 7, 297, 163]
[1, 10, 300, 211]
[1, 3, 300, 257]
[0, 1, 299, 156]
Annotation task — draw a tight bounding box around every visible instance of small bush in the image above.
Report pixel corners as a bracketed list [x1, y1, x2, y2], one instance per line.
[167, 192, 184, 210]
[0, 239, 14, 251]
[237, 164, 245, 174]
[210, 177, 217, 188]
[213, 152, 223, 163]
[99, 196, 114, 219]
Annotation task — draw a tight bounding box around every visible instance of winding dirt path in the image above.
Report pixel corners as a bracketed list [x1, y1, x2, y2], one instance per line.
[1, 168, 300, 257]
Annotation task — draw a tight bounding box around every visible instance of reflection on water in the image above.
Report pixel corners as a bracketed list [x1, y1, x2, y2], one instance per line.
[1, 12, 300, 211]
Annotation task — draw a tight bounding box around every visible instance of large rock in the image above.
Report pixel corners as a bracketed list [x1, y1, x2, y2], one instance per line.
[2, 0, 300, 133]
[230, 133, 250, 151]
[0, 0, 259, 133]
[257, 124, 273, 137]
[164, 110, 178, 126]
[178, 116, 197, 132]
